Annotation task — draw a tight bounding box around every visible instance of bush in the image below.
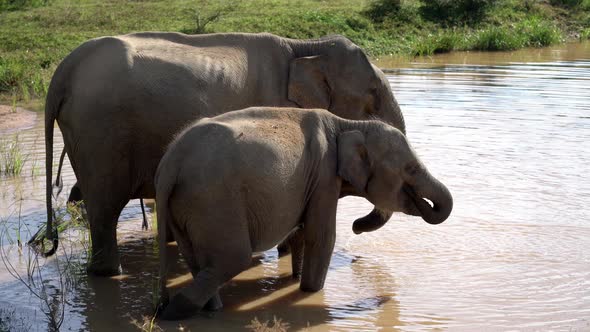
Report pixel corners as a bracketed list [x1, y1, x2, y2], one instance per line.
[412, 30, 465, 55]
[0, 0, 49, 11]
[364, 0, 401, 23]
[517, 17, 562, 47]
[471, 18, 561, 51]
[0, 59, 25, 93]
[420, 0, 499, 25]
[549, 0, 583, 7]
[472, 26, 523, 51]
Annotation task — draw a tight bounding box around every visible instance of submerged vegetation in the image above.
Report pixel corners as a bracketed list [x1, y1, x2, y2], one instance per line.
[0, 196, 90, 331]
[0, 0, 589, 102]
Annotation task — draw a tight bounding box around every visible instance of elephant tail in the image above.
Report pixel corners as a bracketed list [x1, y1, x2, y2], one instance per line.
[54, 147, 67, 198]
[35, 73, 66, 257]
[155, 161, 177, 310]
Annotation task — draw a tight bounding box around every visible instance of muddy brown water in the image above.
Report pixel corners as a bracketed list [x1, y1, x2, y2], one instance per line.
[1, 41, 589, 331]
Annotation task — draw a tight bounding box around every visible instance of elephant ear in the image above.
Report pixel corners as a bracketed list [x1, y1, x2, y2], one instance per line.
[288, 55, 331, 109]
[338, 130, 370, 194]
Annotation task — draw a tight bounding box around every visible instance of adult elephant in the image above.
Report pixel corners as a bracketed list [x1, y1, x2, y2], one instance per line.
[44, 32, 406, 276]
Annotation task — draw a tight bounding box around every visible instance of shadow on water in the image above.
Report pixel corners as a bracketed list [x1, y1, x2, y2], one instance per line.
[70, 237, 400, 331]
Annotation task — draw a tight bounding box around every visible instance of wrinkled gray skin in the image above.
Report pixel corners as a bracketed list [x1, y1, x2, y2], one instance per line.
[155, 107, 453, 320]
[45, 32, 406, 276]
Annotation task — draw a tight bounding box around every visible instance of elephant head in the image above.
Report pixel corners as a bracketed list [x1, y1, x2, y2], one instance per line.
[287, 36, 405, 133]
[287, 36, 407, 233]
[337, 125, 453, 231]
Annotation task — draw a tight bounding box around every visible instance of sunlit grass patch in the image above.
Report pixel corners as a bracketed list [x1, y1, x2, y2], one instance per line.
[129, 314, 163, 332]
[471, 17, 562, 51]
[246, 316, 290, 332]
[472, 25, 524, 51]
[517, 16, 563, 47]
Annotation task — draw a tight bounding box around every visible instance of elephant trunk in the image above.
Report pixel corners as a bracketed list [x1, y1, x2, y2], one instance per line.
[340, 180, 393, 235]
[407, 169, 453, 225]
[352, 208, 393, 234]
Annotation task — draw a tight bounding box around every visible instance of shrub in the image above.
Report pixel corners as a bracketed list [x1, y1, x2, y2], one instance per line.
[0, 58, 47, 99]
[364, 0, 401, 23]
[517, 17, 562, 47]
[471, 18, 561, 51]
[0, 59, 25, 93]
[0, 136, 27, 176]
[412, 30, 465, 56]
[472, 26, 524, 51]
[549, 0, 583, 7]
[420, 0, 500, 25]
[0, 0, 49, 11]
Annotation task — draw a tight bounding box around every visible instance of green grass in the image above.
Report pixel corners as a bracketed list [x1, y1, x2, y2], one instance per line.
[0, 0, 589, 103]
[0, 0, 48, 11]
[0, 136, 27, 176]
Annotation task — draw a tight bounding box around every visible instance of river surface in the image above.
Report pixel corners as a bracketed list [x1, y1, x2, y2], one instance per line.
[0, 42, 589, 331]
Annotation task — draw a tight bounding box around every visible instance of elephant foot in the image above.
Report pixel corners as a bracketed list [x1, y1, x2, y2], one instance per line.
[203, 294, 223, 312]
[159, 293, 200, 321]
[86, 261, 122, 277]
[299, 280, 323, 293]
[277, 242, 290, 256]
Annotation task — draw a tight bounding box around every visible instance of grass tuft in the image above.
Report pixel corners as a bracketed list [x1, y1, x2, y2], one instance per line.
[473, 26, 523, 51]
[0, 136, 27, 176]
[518, 16, 562, 47]
[246, 316, 290, 332]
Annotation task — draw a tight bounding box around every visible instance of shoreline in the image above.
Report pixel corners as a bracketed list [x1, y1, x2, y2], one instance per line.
[4, 40, 589, 113]
[0, 105, 37, 133]
[1, 0, 588, 102]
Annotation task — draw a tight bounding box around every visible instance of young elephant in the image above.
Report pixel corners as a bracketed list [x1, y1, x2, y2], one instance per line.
[155, 107, 453, 320]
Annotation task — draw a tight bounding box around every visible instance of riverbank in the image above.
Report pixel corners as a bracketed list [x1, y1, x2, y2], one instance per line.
[0, 105, 36, 133]
[1, 0, 589, 103]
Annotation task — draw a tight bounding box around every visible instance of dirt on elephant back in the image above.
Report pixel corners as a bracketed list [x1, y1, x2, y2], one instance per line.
[0, 105, 37, 133]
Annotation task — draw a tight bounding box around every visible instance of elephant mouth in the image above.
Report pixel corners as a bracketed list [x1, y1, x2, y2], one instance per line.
[403, 183, 451, 225]
[403, 184, 432, 216]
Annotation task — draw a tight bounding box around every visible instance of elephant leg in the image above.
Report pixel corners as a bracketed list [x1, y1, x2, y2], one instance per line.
[277, 239, 290, 256]
[165, 226, 175, 243]
[203, 293, 223, 312]
[173, 229, 221, 312]
[85, 205, 125, 276]
[161, 255, 250, 320]
[288, 228, 305, 279]
[67, 182, 83, 204]
[300, 188, 338, 292]
[82, 179, 130, 276]
[160, 214, 252, 320]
